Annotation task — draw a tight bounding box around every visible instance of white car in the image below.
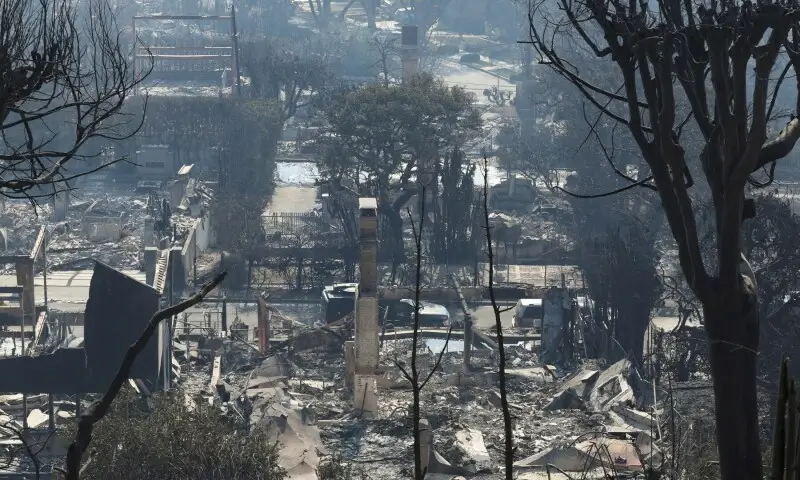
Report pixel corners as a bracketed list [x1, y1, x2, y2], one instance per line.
[512, 298, 543, 330]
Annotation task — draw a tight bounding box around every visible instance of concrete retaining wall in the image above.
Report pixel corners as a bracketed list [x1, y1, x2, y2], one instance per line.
[179, 214, 215, 287]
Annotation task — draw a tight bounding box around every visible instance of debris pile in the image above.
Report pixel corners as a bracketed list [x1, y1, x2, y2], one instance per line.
[173, 320, 665, 479]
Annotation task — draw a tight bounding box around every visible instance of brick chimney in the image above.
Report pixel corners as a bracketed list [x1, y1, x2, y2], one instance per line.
[354, 198, 379, 416]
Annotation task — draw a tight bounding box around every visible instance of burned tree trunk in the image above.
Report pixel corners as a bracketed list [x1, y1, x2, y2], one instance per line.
[705, 301, 761, 479]
[614, 302, 651, 367]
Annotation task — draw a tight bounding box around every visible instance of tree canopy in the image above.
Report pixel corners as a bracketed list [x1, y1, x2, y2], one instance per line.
[317, 74, 483, 270]
[319, 74, 482, 188]
[80, 391, 285, 480]
[241, 39, 332, 123]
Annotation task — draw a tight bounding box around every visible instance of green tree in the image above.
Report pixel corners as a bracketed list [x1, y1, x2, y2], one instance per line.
[79, 391, 285, 480]
[241, 40, 332, 125]
[318, 74, 482, 276]
[731, 193, 800, 397]
[428, 148, 481, 264]
[572, 193, 663, 365]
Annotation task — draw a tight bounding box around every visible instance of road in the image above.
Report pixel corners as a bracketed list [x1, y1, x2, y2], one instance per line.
[266, 185, 317, 215]
[265, 162, 319, 217]
[432, 59, 515, 103]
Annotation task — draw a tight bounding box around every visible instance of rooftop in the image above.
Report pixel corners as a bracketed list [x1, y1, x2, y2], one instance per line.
[0, 269, 147, 312]
[358, 198, 378, 210]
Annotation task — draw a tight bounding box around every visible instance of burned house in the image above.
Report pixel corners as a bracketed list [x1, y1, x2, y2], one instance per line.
[0, 262, 165, 394]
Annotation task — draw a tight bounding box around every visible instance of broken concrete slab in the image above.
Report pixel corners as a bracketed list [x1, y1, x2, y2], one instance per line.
[429, 449, 471, 477]
[543, 367, 599, 411]
[506, 367, 554, 384]
[544, 359, 651, 414]
[587, 359, 646, 411]
[610, 404, 657, 432]
[575, 438, 643, 472]
[255, 354, 295, 378]
[453, 427, 491, 472]
[543, 387, 585, 411]
[514, 445, 598, 471]
[26, 409, 48, 429]
[250, 388, 328, 480]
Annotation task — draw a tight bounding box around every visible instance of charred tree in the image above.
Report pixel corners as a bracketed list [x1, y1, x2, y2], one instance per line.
[0, 0, 150, 201]
[392, 188, 453, 479]
[528, 0, 800, 477]
[480, 158, 514, 479]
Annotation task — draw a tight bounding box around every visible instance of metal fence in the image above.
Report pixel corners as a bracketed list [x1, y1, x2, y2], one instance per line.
[263, 212, 322, 239]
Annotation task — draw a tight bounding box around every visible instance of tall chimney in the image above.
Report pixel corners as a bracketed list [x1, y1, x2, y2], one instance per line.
[401, 25, 419, 82]
[354, 198, 379, 416]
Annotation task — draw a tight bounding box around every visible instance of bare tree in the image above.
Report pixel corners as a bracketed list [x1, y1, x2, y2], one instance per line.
[392, 189, 452, 479]
[1, 0, 150, 200]
[367, 33, 397, 87]
[479, 157, 513, 479]
[0, 421, 59, 479]
[63, 272, 227, 479]
[482, 86, 515, 107]
[528, 0, 800, 477]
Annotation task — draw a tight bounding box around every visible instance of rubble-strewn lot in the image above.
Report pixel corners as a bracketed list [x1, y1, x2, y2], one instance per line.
[0, 180, 212, 273]
[169, 319, 665, 480]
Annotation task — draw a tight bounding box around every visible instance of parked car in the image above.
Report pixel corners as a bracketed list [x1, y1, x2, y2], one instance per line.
[391, 299, 451, 328]
[512, 298, 544, 329]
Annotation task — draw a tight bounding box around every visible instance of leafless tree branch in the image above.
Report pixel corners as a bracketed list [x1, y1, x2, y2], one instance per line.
[0, 0, 152, 201]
